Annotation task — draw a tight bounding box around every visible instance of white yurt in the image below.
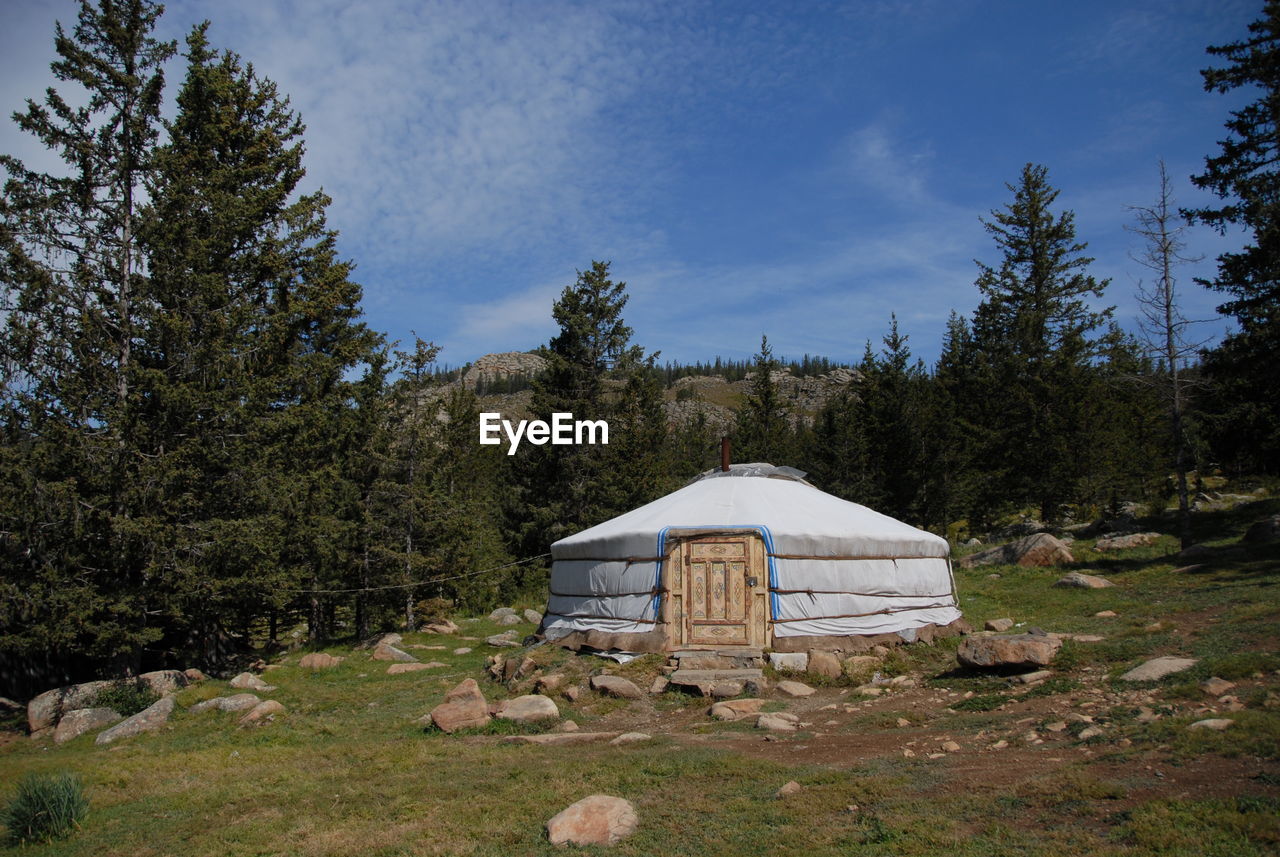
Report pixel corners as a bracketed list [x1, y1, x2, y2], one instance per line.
[541, 464, 964, 653]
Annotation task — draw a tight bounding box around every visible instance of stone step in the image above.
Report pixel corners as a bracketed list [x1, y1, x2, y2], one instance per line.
[667, 649, 764, 671]
[667, 668, 763, 686]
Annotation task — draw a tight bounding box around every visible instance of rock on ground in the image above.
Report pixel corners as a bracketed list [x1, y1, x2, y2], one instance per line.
[708, 699, 765, 720]
[422, 619, 460, 635]
[183, 668, 209, 682]
[1188, 718, 1234, 731]
[609, 732, 651, 745]
[546, 795, 638, 847]
[806, 650, 842, 679]
[1094, 532, 1162, 551]
[1054, 572, 1114, 589]
[775, 680, 815, 698]
[495, 614, 522, 626]
[537, 674, 566, 695]
[1201, 677, 1236, 696]
[959, 533, 1074, 568]
[429, 678, 491, 733]
[985, 618, 1015, 632]
[842, 655, 880, 679]
[53, 708, 122, 744]
[495, 694, 560, 724]
[768, 652, 808, 672]
[1118, 656, 1198, 682]
[95, 696, 175, 745]
[775, 781, 802, 798]
[27, 680, 112, 732]
[371, 643, 418, 663]
[489, 607, 517, 620]
[299, 652, 342, 669]
[957, 633, 1062, 669]
[486, 631, 521, 648]
[388, 663, 437, 674]
[239, 700, 285, 726]
[757, 712, 799, 732]
[138, 670, 189, 696]
[230, 672, 277, 692]
[189, 694, 261, 713]
[590, 675, 643, 699]
[523, 609, 543, 625]
[1243, 515, 1280, 543]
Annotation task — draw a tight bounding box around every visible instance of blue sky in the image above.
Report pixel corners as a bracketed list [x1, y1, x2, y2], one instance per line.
[1, 0, 1261, 368]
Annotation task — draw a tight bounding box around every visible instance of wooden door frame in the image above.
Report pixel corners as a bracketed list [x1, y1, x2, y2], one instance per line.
[661, 530, 770, 649]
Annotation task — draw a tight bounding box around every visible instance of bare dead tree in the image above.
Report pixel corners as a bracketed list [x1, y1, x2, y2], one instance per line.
[1126, 161, 1209, 549]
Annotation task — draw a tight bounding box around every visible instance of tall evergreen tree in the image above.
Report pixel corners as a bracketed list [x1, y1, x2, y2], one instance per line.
[1186, 2, 1280, 472]
[735, 335, 793, 463]
[969, 163, 1112, 521]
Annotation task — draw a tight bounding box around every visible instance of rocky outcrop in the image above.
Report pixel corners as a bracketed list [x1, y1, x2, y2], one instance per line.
[95, 696, 175, 745]
[1094, 532, 1162, 551]
[495, 695, 560, 724]
[960, 533, 1074, 568]
[589, 675, 643, 699]
[53, 708, 122, 744]
[428, 679, 491, 733]
[299, 652, 342, 669]
[27, 680, 111, 733]
[190, 694, 262, 713]
[239, 700, 285, 726]
[460, 352, 546, 391]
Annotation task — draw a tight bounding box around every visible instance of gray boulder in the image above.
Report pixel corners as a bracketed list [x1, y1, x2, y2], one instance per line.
[1054, 572, 1114, 589]
[589, 675, 643, 699]
[957, 633, 1062, 669]
[495, 694, 560, 724]
[959, 533, 1074, 568]
[1118, 656, 1198, 682]
[95, 696, 175, 745]
[53, 708, 122, 744]
[190, 693, 262, 713]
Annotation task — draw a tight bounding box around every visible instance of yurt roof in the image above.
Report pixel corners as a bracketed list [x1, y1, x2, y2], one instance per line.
[552, 465, 948, 561]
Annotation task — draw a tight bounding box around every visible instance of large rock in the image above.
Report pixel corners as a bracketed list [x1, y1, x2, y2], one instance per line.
[486, 631, 521, 648]
[371, 643, 418, 663]
[239, 699, 285, 725]
[842, 655, 880, 679]
[957, 633, 1062, 669]
[523, 609, 543, 625]
[1118, 656, 1198, 682]
[95, 696, 175, 745]
[429, 678, 491, 733]
[1243, 515, 1280, 544]
[27, 680, 112, 732]
[495, 694, 560, 724]
[546, 795, 638, 847]
[489, 607, 518, 621]
[768, 652, 808, 672]
[775, 680, 814, 698]
[387, 663, 437, 674]
[1054, 572, 1114, 589]
[299, 652, 342, 670]
[183, 668, 209, 682]
[708, 699, 765, 721]
[495, 614, 523, 626]
[806, 650, 842, 679]
[138, 670, 189, 696]
[189, 693, 261, 713]
[590, 675, 643, 699]
[757, 712, 800, 732]
[1095, 532, 1162, 551]
[53, 708, 122, 744]
[985, 618, 1015, 632]
[959, 533, 1074, 568]
[229, 672, 276, 692]
[422, 619, 460, 635]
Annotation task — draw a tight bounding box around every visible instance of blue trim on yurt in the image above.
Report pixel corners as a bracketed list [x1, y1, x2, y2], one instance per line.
[654, 525, 779, 623]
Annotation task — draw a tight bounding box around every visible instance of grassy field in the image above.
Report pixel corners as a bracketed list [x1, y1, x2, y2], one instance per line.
[2, 499, 1278, 855]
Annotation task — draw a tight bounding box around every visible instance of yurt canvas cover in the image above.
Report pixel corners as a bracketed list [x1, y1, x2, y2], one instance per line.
[542, 466, 962, 652]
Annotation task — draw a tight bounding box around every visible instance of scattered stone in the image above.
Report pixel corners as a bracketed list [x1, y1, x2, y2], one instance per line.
[1135, 707, 1159, 723]
[503, 732, 620, 746]
[1243, 515, 1280, 544]
[775, 781, 802, 798]
[1013, 670, 1053, 684]
[1200, 677, 1236, 697]
[523, 609, 543, 625]
[190, 694, 261, 713]
[489, 607, 518, 621]
[768, 652, 809, 672]
[422, 619, 460, 635]
[856, 685, 883, 697]
[990, 740, 1008, 750]
[889, 675, 915, 688]
[1045, 721, 1068, 733]
[486, 631, 521, 648]
[1078, 726, 1104, 740]
[1095, 532, 1162, 551]
[1067, 634, 1105, 643]
[902, 749, 916, 758]
[1188, 718, 1234, 731]
[555, 720, 580, 733]
[546, 795, 638, 847]
[896, 717, 911, 728]
[564, 686, 582, 702]
[495, 614, 522, 626]
[495, 694, 560, 724]
[590, 675, 643, 699]
[985, 618, 1015, 632]
[27, 680, 113, 732]
[1095, 610, 1118, 618]
[709, 699, 765, 720]
[609, 732, 651, 745]
[959, 533, 1074, 568]
[941, 740, 961, 752]
[537, 675, 566, 695]
[229, 672, 276, 692]
[428, 678, 491, 733]
[54, 708, 122, 744]
[710, 681, 744, 698]
[239, 700, 285, 726]
[757, 712, 799, 732]
[388, 663, 436, 675]
[1054, 572, 1114, 589]
[957, 634, 1062, 669]
[95, 696, 175, 745]
[649, 677, 670, 695]
[842, 655, 880, 678]
[806, 650, 842, 679]
[299, 652, 342, 670]
[453, 647, 472, 655]
[775, 680, 815, 698]
[1119, 656, 1199, 682]
[372, 643, 418, 663]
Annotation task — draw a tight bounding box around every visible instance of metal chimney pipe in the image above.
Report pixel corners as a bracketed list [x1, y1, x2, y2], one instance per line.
[720, 437, 731, 472]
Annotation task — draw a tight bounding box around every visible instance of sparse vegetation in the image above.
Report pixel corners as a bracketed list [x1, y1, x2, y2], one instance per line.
[2, 772, 88, 846]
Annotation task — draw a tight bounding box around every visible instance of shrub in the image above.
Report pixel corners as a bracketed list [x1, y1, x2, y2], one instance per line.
[2, 772, 89, 845]
[89, 678, 159, 716]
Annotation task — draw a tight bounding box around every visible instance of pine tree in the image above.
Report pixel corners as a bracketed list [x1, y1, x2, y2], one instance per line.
[735, 335, 793, 463]
[1186, 2, 1280, 472]
[969, 163, 1112, 522]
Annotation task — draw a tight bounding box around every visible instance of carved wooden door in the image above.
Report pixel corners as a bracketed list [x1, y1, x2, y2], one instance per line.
[683, 538, 752, 646]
